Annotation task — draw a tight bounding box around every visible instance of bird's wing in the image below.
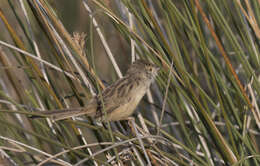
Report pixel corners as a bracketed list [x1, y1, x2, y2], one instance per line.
[95, 76, 133, 118]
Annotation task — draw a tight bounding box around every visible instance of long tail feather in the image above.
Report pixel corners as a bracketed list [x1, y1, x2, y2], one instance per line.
[31, 108, 92, 121]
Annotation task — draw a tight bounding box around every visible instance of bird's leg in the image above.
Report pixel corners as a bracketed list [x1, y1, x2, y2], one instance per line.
[126, 117, 136, 135]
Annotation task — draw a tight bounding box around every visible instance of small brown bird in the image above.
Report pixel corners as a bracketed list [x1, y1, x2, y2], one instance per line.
[34, 60, 159, 121]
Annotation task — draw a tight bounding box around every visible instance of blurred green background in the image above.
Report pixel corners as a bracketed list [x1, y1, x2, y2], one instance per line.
[0, 0, 259, 165]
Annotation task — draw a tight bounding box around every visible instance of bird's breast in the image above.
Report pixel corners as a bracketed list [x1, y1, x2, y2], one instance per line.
[106, 82, 149, 121]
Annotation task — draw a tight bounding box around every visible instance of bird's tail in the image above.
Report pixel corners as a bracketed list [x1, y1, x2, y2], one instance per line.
[31, 107, 95, 121]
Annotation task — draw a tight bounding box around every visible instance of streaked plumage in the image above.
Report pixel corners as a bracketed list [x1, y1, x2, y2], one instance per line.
[34, 60, 159, 121]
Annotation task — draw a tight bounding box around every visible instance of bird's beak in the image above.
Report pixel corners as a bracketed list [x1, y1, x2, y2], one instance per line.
[156, 66, 160, 71]
[155, 66, 160, 73]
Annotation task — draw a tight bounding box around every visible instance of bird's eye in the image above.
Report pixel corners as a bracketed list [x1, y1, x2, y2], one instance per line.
[148, 66, 153, 72]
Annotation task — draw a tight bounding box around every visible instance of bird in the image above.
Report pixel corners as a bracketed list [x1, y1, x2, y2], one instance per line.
[33, 59, 160, 121]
